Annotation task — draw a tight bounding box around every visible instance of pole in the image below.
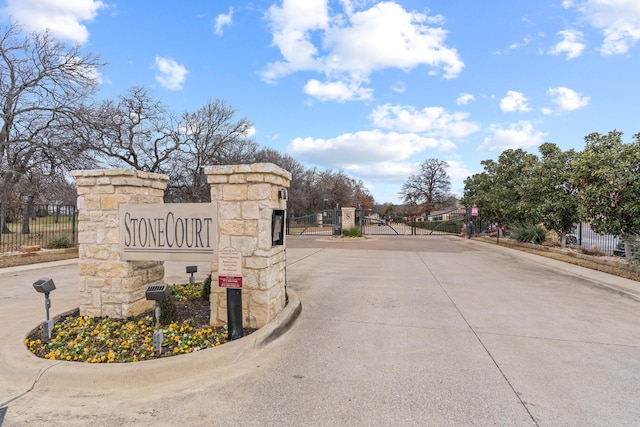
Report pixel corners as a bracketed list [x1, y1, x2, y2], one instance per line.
[227, 288, 243, 340]
[44, 292, 53, 339]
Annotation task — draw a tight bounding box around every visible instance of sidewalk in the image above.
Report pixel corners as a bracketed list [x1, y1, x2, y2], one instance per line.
[2, 235, 640, 426]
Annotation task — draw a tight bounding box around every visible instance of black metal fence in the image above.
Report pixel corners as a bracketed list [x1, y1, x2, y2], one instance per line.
[467, 216, 621, 255]
[0, 204, 77, 253]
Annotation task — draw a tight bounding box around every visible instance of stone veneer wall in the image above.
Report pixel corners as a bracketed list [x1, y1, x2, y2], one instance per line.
[71, 169, 168, 318]
[341, 207, 356, 230]
[205, 163, 291, 329]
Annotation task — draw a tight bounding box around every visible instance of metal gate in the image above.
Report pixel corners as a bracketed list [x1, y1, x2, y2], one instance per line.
[287, 208, 341, 236]
[288, 207, 467, 237]
[358, 207, 467, 236]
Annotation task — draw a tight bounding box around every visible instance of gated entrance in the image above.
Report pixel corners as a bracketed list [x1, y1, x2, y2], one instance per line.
[358, 207, 467, 236]
[288, 207, 467, 237]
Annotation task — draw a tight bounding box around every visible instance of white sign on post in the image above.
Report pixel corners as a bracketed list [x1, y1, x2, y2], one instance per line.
[218, 246, 243, 288]
[119, 203, 218, 261]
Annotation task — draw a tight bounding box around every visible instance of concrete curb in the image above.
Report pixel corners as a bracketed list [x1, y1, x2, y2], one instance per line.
[2, 290, 302, 395]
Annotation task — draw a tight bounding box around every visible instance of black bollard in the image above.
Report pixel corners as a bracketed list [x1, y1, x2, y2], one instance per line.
[227, 288, 243, 340]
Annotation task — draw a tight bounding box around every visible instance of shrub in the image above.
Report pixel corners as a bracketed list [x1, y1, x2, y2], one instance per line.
[45, 235, 73, 249]
[510, 224, 546, 244]
[202, 274, 212, 302]
[342, 227, 363, 238]
[159, 297, 178, 325]
[414, 219, 464, 233]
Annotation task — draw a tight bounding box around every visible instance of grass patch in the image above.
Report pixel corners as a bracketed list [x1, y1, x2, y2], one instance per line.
[342, 227, 363, 238]
[45, 234, 74, 249]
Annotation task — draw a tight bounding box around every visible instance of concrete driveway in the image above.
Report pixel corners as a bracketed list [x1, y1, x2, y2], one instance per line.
[1, 235, 640, 426]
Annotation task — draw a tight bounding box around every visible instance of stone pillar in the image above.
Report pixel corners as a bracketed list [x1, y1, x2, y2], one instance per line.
[71, 169, 168, 318]
[342, 207, 356, 230]
[205, 163, 291, 329]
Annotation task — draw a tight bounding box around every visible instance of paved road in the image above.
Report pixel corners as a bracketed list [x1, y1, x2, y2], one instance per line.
[1, 236, 640, 426]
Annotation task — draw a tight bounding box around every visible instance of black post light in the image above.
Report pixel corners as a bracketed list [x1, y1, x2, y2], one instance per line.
[32, 278, 56, 339]
[186, 265, 197, 284]
[145, 283, 169, 355]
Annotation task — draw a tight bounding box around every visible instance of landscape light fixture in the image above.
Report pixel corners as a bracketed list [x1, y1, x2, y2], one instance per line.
[145, 283, 169, 355]
[32, 277, 56, 339]
[186, 265, 197, 284]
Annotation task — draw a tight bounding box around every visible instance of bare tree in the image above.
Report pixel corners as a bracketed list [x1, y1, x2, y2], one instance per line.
[400, 158, 452, 215]
[0, 23, 103, 235]
[252, 147, 307, 214]
[86, 86, 179, 173]
[166, 99, 258, 202]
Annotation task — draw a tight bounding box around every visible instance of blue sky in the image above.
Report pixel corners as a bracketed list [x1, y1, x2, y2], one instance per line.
[1, 1, 639, 204]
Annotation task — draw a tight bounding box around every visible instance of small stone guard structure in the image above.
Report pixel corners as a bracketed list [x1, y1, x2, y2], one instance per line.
[206, 164, 290, 329]
[71, 169, 167, 318]
[72, 164, 291, 330]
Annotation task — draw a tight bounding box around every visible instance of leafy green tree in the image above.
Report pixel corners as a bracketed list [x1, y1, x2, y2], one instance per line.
[530, 143, 580, 247]
[463, 149, 539, 229]
[573, 130, 640, 257]
[491, 149, 540, 226]
[400, 158, 452, 215]
[462, 170, 497, 222]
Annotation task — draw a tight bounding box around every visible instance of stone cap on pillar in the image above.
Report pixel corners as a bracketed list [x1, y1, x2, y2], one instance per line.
[204, 163, 291, 185]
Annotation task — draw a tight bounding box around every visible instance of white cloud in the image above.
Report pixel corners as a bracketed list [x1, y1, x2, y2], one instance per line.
[345, 161, 416, 182]
[288, 129, 447, 167]
[304, 78, 373, 102]
[154, 56, 189, 90]
[571, 0, 640, 54]
[478, 121, 546, 152]
[214, 7, 234, 36]
[500, 91, 531, 112]
[444, 159, 473, 180]
[391, 81, 406, 93]
[2, 0, 106, 44]
[263, 1, 463, 101]
[371, 104, 480, 139]
[549, 29, 586, 59]
[456, 93, 475, 105]
[494, 36, 533, 55]
[547, 86, 590, 111]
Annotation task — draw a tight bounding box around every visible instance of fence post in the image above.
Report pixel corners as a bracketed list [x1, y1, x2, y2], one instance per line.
[71, 206, 77, 245]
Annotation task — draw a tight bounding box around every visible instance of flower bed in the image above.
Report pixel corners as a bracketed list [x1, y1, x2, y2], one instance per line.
[25, 282, 251, 363]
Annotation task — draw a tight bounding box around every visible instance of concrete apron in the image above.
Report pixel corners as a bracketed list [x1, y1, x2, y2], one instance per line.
[2, 236, 640, 426]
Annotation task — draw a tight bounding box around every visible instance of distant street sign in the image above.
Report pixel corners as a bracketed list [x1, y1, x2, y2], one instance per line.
[471, 206, 479, 217]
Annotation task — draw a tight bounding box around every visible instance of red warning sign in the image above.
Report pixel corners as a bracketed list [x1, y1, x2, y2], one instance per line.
[218, 275, 242, 288]
[218, 247, 243, 288]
